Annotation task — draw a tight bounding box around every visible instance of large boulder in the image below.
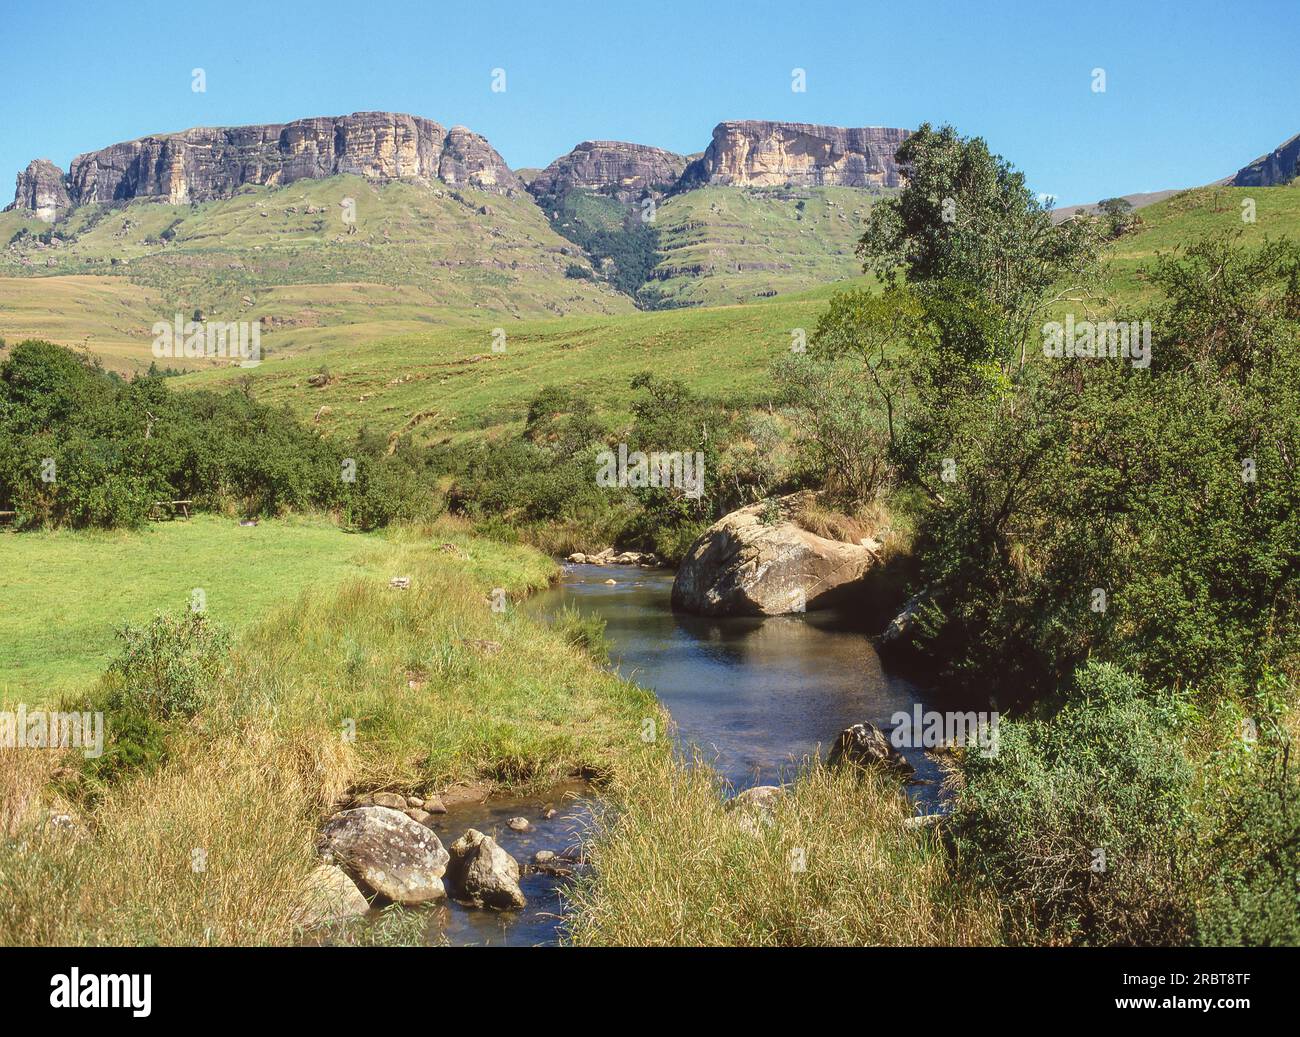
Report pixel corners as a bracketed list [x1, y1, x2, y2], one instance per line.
[827, 722, 915, 777]
[319, 807, 450, 904]
[446, 829, 526, 910]
[672, 495, 878, 615]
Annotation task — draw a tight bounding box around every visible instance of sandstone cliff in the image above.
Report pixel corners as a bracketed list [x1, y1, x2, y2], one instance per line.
[1231, 131, 1300, 187]
[528, 141, 688, 202]
[9, 112, 521, 216]
[9, 159, 72, 220]
[677, 120, 910, 190]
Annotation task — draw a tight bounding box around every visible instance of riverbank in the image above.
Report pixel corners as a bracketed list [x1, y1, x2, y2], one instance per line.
[0, 518, 662, 945]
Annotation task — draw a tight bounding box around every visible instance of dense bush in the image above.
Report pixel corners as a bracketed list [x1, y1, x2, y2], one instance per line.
[953, 662, 1198, 945]
[0, 341, 440, 531]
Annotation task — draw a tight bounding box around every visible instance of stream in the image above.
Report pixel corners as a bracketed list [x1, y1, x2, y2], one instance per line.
[420, 562, 938, 945]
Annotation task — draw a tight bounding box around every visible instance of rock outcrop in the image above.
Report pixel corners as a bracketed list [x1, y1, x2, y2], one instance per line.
[671, 495, 879, 616]
[1231, 131, 1300, 187]
[827, 722, 914, 777]
[446, 828, 526, 910]
[528, 141, 688, 202]
[678, 121, 910, 190]
[319, 806, 450, 904]
[7, 159, 72, 221]
[10, 112, 521, 213]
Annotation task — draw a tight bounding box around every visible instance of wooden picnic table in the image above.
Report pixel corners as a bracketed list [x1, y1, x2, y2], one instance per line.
[151, 499, 194, 520]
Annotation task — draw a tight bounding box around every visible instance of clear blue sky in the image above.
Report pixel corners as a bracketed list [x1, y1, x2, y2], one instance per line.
[3, 0, 1298, 207]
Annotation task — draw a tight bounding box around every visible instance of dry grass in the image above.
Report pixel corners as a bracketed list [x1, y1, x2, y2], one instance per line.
[565, 749, 1003, 946]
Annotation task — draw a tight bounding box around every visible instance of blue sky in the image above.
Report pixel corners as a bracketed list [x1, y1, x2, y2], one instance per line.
[3, 0, 1297, 206]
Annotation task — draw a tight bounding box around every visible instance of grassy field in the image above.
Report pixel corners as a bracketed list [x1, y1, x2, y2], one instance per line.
[1094, 181, 1300, 310]
[166, 280, 870, 445]
[0, 515, 402, 699]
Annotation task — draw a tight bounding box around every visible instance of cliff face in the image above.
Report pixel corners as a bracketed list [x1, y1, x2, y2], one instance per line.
[9, 159, 72, 220]
[528, 141, 688, 202]
[678, 121, 910, 190]
[1231, 132, 1300, 187]
[10, 112, 521, 215]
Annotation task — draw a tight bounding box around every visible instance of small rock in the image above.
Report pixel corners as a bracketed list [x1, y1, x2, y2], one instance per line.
[295, 863, 370, 927]
[827, 723, 915, 777]
[405, 796, 424, 808]
[533, 850, 556, 864]
[543, 808, 557, 820]
[603, 578, 617, 585]
[446, 829, 526, 910]
[507, 817, 532, 832]
[422, 795, 447, 814]
[372, 792, 408, 811]
[405, 808, 433, 825]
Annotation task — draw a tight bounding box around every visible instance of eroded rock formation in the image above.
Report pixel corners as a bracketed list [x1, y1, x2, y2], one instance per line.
[9, 112, 521, 214]
[528, 141, 688, 202]
[678, 121, 910, 190]
[1232, 131, 1300, 187]
[8, 159, 72, 221]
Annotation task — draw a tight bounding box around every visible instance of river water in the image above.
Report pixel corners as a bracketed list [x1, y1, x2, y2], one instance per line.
[421, 561, 938, 945]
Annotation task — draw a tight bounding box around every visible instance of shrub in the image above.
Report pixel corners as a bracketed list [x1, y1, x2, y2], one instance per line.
[952, 662, 1197, 945]
[1196, 773, 1300, 945]
[107, 612, 231, 722]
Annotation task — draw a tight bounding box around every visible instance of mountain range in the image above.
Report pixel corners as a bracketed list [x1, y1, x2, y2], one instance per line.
[2, 112, 1297, 371]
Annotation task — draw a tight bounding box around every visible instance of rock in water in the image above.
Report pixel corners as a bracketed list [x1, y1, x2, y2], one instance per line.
[319, 807, 450, 904]
[295, 864, 371, 927]
[446, 829, 526, 910]
[671, 495, 877, 616]
[827, 723, 915, 777]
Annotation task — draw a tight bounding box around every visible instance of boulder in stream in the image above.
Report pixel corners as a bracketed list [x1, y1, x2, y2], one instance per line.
[827, 722, 915, 777]
[319, 806, 450, 904]
[671, 494, 878, 616]
[446, 828, 526, 909]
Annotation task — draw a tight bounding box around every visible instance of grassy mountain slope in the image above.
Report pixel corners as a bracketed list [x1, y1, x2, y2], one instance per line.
[647, 185, 885, 307]
[0, 175, 632, 371]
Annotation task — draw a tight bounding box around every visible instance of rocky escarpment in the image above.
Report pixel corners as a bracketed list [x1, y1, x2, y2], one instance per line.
[1231, 131, 1300, 187]
[678, 121, 910, 190]
[9, 159, 72, 220]
[528, 141, 688, 202]
[8, 112, 521, 216]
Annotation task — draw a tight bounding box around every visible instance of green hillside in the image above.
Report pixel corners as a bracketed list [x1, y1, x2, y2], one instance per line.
[0, 175, 633, 371]
[648, 185, 886, 307]
[173, 284, 865, 445]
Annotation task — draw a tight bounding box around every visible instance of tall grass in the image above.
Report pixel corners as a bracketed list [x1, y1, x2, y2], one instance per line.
[565, 750, 1003, 946]
[0, 519, 656, 945]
